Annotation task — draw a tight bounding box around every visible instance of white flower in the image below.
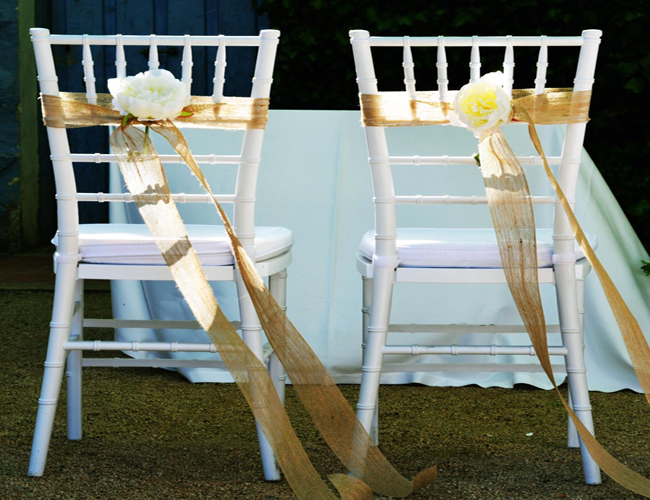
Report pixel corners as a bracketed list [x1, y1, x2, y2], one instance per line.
[108, 69, 190, 121]
[452, 71, 512, 137]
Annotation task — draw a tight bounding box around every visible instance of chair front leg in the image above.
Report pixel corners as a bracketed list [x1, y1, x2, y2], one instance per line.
[28, 262, 78, 476]
[67, 279, 84, 440]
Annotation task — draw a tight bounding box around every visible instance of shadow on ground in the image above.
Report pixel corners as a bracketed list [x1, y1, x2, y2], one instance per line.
[1, 290, 648, 499]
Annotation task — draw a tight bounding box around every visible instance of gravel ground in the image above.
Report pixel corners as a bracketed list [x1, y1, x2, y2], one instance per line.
[1, 290, 648, 499]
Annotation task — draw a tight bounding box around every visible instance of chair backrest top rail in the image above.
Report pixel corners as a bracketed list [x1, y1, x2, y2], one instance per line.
[388, 155, 562, 166]
[360, 36, 587, 47]
[392, 195, 556, 205]
[35, 33, 275, 47]
[72, 193, 240, 204]
[66, 153, 247, 165]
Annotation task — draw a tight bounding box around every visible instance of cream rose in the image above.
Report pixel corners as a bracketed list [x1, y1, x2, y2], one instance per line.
[452, 72, 512, 137]
[108, 69, 190, 121]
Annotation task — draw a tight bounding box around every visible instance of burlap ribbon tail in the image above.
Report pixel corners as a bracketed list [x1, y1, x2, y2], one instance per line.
[41, 93, 438, 500]
[362, 88, 650, 497]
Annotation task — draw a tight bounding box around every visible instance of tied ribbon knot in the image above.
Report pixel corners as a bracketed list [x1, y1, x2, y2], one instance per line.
[41, 92, 438, 500]
[361, 88, 650, 497]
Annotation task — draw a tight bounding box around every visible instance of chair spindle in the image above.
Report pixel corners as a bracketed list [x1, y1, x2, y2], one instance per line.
[535, 36, 548, 94]
[182, 34, 193, 94]
[402, 36, 417, 99]
[82, 34, 97, 104]
[148, 34, 159, 70]
[436, 36, 449, 102]
[213, 35, 227, 103]
[503, 35, 514, 97]
[115, 34, 127, 79]
[469, 35, 481, 83]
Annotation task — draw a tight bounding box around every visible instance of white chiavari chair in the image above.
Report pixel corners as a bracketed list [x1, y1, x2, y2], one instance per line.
[29, 28, 288, 481]
[350, 29, 602, 484]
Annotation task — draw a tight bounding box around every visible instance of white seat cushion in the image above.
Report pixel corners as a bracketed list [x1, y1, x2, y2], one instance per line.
[359, 228, 597, 269]
[53, 224, 293, 266]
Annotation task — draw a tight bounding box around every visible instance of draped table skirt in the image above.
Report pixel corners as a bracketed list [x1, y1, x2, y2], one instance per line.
[109, 110, 649, 391]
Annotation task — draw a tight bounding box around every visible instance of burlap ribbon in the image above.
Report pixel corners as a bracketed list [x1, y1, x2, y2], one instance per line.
[362, 88, 650, 497]
[41, 93, 270, 130]
[360, 88, 592, 127]
[42, 93, 437, 499]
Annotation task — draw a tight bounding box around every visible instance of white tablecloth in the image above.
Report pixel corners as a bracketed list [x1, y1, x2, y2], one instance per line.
[110, 110, 650, 391]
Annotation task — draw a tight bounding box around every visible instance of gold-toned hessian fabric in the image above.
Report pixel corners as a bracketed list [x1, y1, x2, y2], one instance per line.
[110, 124, 353, 500]
[361, 88, 591, 127]
[480, 129, 650, 497]
[42, 93, 438, 499]
[42, 93, 269, 130]
[361, 88, 650, 497]
[147, 120, 438, 498]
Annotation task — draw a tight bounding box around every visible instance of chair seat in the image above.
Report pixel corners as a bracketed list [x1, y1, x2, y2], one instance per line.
[53, 224, 293, 266]
[359, 228, 597, 269]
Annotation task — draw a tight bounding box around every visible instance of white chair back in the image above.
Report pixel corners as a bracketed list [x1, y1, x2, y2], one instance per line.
[349, 30, 601, 265]
[30, 29, 280, 260]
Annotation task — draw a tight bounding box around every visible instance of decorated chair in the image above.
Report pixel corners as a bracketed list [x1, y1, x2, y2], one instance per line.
[349, 30, 602, 484]
[29, 28, 288, 481]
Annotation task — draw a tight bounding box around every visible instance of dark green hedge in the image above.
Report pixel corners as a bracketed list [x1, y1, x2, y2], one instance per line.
[260, 0, 650, 251]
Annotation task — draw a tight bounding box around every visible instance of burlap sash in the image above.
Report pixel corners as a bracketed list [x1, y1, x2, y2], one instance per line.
[361, 88, 650, 497]
[42, 93, 437, 499]
[360, 88, 591, 126]
[41, 93, 270, 129]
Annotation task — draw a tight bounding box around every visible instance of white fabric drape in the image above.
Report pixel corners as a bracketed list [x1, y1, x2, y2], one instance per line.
[109, 110, 650, 391]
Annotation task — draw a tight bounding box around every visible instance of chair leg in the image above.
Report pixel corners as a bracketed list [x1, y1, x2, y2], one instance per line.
[235, 273, 280, 482]
[268, 353, 286, 405]
[67, 279, 84, 440]
[555, 264, 601, 484]
[356, 267, 394, 443]
[566, 390, 579, 448]
[361, 276, 379, 443]
[567, 275, 586, 449]
[28, 263, 78, 477]
[269, 271, 288, 407]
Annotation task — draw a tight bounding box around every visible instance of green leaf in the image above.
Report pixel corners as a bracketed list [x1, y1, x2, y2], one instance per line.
[642, 261, 650, 277]
[121, 113, 134, 128]
[624, 77, 645, 94]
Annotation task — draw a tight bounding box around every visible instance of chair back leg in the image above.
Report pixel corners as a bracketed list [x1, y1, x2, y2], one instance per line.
[269, 271, 288, 406]
[67, 279, 84, 440]
[360, 276, 379, 442]
[235, 273, 281, 481]
[356, 267, 395, 441]
[555, 263, 601, 484]
[566, 274, 587, 449]
[566, 390, 579, 448]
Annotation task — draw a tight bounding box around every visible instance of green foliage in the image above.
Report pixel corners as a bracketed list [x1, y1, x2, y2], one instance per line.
[642, 260, 650, 276]
[259, 0, 650, 251]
